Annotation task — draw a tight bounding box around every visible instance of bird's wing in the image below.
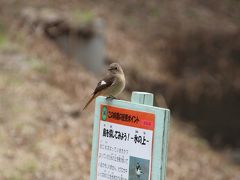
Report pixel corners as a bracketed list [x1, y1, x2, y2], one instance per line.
[93, 75, 115, 95]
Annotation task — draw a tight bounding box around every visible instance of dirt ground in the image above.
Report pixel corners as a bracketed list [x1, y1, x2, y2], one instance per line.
[0, 0, 240, 180]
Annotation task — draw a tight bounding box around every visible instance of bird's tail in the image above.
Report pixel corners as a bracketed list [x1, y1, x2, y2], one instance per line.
[82, 94, 96, 111]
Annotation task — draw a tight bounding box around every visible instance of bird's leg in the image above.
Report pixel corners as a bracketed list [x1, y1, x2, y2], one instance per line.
[106, 95, 117, 101]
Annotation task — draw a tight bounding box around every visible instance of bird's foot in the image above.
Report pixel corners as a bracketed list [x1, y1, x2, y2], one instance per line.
[106, 95, 117, 101]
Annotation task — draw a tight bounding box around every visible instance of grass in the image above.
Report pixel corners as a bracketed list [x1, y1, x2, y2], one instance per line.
[27, 58, 49, 74]
[0, 73, 24, 87]
[17, 160, 38, 175]
[1, 160, 38, 180]
[126, 15, 138, 26]
[6, 174, 24, 180]
[0, 33, 7, 47]
[150, 7, 161, 17]
[73, 9, 95, 24]
[0, 126, 6, 141]
[0, 23, 9, 49]
[0, 151, 39, 180]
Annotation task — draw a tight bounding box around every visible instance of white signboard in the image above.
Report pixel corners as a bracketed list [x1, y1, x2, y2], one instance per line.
[96, 105, 155, 180]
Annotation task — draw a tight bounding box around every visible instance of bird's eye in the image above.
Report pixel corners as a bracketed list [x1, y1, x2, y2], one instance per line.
[115, 67, 118, 70]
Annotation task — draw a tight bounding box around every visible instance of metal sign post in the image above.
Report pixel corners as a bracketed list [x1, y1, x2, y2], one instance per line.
[90, 91, 170, 180]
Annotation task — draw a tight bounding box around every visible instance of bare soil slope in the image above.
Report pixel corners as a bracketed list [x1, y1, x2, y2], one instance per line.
[0, 0, 239, 179]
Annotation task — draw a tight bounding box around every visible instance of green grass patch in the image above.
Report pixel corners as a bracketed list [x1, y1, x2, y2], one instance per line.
[27, 58, 49, 74]
[0, 24, 8, 48]
[0, 33, 7, 47]
[126, 16, 138, 26]
[0, 73, 24, 87]
[73, 9, 95, 24]
[150, 8, 161, 17]
[17, 160, 38, 174]
[6, 174, 24, 180]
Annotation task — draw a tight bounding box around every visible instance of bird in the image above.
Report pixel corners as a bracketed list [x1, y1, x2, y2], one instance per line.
[82, 63, 125, 110]
[135, 162, 144, 179]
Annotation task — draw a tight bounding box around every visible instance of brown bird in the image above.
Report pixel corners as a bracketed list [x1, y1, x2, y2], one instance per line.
[82, 63, 125, 110]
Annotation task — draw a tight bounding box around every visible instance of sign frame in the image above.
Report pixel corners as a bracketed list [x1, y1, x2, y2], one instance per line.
[90, 92, 170, 180]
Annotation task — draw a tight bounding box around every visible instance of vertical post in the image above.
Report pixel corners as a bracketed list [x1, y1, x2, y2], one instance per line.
[131, 91, 154, 106]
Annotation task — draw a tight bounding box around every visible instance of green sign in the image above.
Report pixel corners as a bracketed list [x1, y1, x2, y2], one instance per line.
[90, 92, 170, 180]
